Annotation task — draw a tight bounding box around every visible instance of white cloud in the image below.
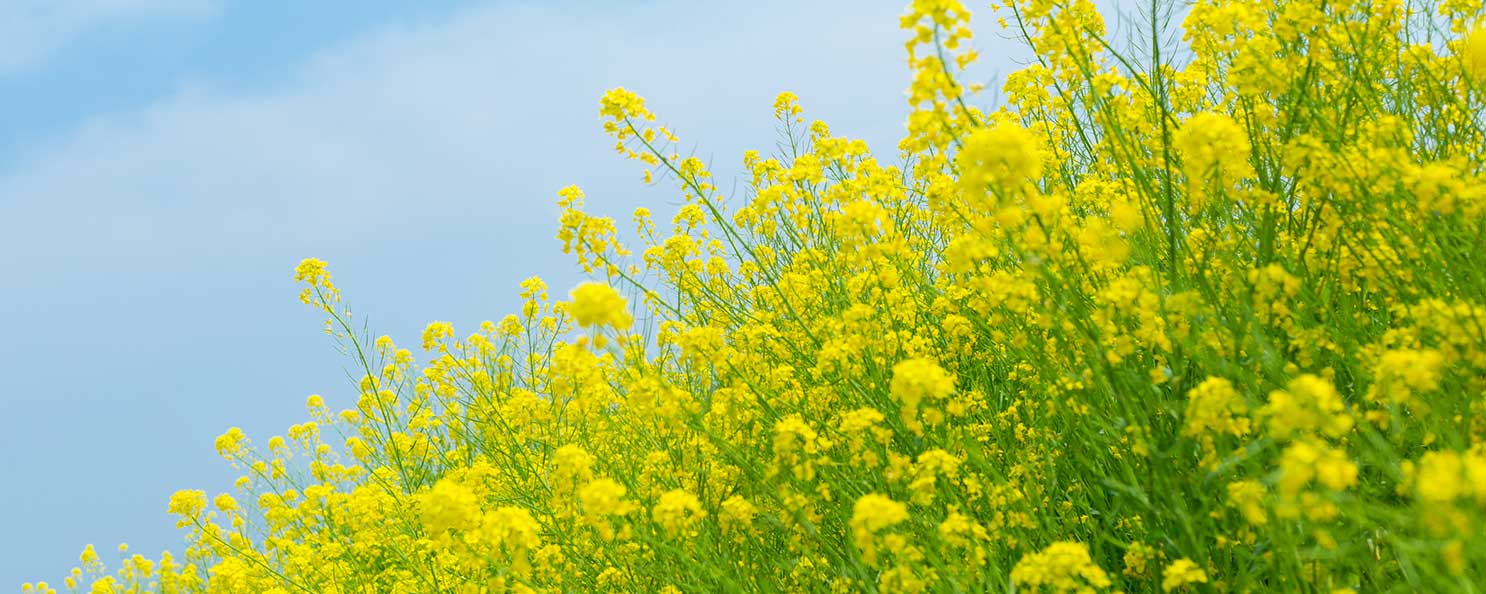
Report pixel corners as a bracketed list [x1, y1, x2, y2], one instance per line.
[0, 0, 218, 73]
[2, 0, 996, 293]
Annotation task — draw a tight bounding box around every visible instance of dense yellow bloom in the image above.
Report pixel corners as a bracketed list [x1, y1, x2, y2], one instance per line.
[214, 427, 247, 458]
[1010, 541, 1111, 592]
[1461, 26, 1486, 81]
[717, 495, 757, 538]
[1226, 480, 1267, 525]
[580, 478, 635, 519]
[599, 86, 653, 123]
[568, 281, 631, 329]
[213, 493, 238, 513]
[1160, 558, 1207, 592]
[420, 478, 481, 534]
[850, 493, 908, 564]
[1406, 450, 1486, 504]
[552, 444, 595, 495]
[652, 489, 705, 538]
[166, 490, 206, 521]
[1260, 375, 1353, 440]
[418, 320, 452, 351]
[1278, 440, 1358, 497]
[957, 123, 1044, 201]
[292, 257, 331, 289]
[1172, 112, 1253, 207]
[890, 357, 954, 432]
[1183, 377, 1250, 438]
[1369, 348, 1444, 409]
[482, 506, 543, 560]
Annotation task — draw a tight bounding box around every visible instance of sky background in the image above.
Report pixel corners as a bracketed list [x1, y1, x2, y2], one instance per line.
[0, 0, 1132, 587]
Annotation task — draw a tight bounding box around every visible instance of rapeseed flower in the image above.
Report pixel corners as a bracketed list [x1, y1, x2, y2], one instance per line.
[33, 1, 1486, 592]
[1160, 559, 1207, 592]
[568, 281, 631, 329]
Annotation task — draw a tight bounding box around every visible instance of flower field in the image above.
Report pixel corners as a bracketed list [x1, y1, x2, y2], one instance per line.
[23, 0, 1486, 592]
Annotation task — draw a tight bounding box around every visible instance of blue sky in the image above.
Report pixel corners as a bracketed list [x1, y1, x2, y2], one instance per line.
[0, 0, 976, 587]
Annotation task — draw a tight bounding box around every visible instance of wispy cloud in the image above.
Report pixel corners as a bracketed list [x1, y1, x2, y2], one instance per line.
[0, 0, 970, 293]
[0, 0, 219, 74]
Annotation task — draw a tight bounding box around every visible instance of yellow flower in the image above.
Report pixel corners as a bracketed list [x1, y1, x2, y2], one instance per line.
[1369, 348, 1444, 409]
[1260, 374, 1353, 440]
[1226, 480, 1268, 525]
[718, 495, 757, 538]
[292, 257, 331, 288]
[1010, 541, 1112, 592]
[773, 91, 804, 121]
[1172, 112, 1253, 206]
[1161, 558, 1208, 592]
[890, 357, 954, 411]
[652, 489, 705, 538]
[569, 282, 632, 329]
[850, 494, 908, 564]
[579, 478, 635, 519]
[214, 427, 247, 459]
[1123, 542, 1155, 577]
[292, 257, 340, 307]
[419, 478, 481, 535]
[1460, 26, 1486, 81]
[213, 493, 239, 513]
[1183, 376, 1251, 438]
[166, 490, 206, 523]
[957, 123, 1044, 201]
[599, 87, 654, 123]
[36, 4, 1486, 592]
[420, 321, 454, 351]
[1278, 440, 1357, 496]
[1409, 450, 1486, 503]
[481, 506, 543, 561]
[551, 444, 595, 495]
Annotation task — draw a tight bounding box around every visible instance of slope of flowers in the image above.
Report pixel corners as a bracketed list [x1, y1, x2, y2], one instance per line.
[24, 0, 1486, 592]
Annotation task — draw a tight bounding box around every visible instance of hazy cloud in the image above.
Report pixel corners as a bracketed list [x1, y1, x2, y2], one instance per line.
[0, 0, 219, 74]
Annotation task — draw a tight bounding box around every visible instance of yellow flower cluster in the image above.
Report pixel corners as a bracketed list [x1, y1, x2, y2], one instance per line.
[1172, 112, 1254, 208]
[29, 0, 1486, 592]
[1160, 558, 1207, 592]
[567, 281, 631, 330]
[850, 493, 909, 565]
[1010, 541, 1111, 592]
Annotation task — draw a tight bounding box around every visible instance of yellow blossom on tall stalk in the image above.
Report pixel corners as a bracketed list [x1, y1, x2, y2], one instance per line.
[1171, 112, 1253, 209]
[850, 494, 909, 566]
[1010, 541, 1112, 592]
[1461, 26, 1486, 81]
[568, 281, 631, 330]
[1160, 558, 1207, 592]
